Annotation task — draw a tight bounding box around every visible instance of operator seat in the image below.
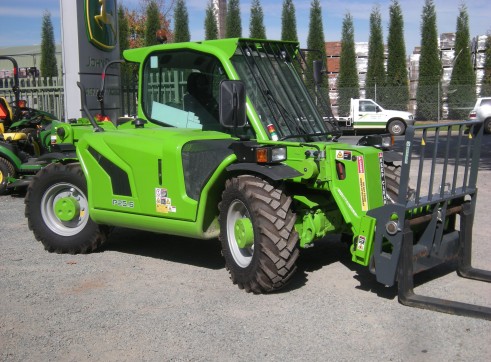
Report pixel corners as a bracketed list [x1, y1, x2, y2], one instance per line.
[0, 97, 27, 141]
[183, 72, 218, 126]
[0, 97, 13, 133]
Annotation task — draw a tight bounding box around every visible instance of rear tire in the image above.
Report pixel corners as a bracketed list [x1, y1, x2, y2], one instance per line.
[219, 175, 299, 293]
[0, 157, 16, 195]
[25, 163, 108, 254]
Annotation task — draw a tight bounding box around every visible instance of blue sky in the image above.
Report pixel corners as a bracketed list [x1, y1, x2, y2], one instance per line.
[1, 0, 490, 54]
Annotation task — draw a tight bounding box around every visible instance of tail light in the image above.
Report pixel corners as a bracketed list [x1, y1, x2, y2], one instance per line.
[468, 111, 477, 120]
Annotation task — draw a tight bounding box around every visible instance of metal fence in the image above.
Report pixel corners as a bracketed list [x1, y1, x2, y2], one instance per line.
[0, 75, 481, 123]
[328, 79, 480, 121]
[0, 77, 64, 119]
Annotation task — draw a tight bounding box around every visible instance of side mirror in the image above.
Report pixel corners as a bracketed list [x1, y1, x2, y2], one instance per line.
[313, 60, 324, 85]
[219, 80, 246, 128]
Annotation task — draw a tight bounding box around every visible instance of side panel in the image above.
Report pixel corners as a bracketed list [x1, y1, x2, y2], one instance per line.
[76, 128, 234, 238]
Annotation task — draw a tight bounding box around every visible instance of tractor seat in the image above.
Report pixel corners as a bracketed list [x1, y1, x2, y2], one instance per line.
[2, 132, 28, 141]
[0, 97, 13, 132]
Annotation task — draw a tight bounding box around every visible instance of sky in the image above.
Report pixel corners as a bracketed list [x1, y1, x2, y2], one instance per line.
[0, 0, 490, 55]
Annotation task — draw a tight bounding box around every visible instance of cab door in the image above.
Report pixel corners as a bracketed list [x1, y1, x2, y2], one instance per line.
[356, 100, 384, 130]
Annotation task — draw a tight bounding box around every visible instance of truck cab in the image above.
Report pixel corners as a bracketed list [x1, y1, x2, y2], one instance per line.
[337, 98, 414, 136]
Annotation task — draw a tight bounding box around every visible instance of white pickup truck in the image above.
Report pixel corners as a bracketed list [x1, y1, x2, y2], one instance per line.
[336, 98, 415, 136]
[468, 97, 491, 134]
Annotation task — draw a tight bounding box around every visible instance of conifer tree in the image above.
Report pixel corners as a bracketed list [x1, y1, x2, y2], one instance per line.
[306, 0, 327, 85]
[415, 0, 441, 120]
[249, 0, 266, 39]
[281, 0, 298, 42]
[118, 5, 131, 86]
[173, 0, 190, 43]
[447, 4, 475, 119]
[337, 13, 359, 117]
[40, 11, 58, 78]
[226, 0, 242, 38]
[118, 5, 130, 54]
[481, 34, 491, 97]
[386, 0, 409, 111]
[144, 0, 161, 46]
[204, 0, 218, 40]
[365, 6, 386, 103]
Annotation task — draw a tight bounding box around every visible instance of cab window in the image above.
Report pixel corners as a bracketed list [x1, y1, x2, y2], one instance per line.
[142, 50, 227, 130]
[359, 100, 377, 113]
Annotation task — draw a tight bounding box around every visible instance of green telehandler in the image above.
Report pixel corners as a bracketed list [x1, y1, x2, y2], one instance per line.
[24, 39, 490, 319]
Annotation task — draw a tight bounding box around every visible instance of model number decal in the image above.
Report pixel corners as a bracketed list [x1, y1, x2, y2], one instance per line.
[112, 199, 134, 208]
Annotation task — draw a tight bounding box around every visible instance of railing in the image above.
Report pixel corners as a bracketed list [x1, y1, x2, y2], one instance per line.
[0, 74, 183, 121]
[0, 77, 64, 119]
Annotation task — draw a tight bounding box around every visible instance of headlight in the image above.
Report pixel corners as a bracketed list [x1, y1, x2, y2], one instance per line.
[408, 114, 414, 120]
[271, 147, 287, 162]
[357, 134, 393, 149]
[380, 135, 392, 148]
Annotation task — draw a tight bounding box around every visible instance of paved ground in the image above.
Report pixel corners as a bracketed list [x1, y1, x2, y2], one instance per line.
[1, 132, 490, 361]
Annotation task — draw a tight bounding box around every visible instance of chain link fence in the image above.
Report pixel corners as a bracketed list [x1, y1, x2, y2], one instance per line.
[324, 78, 479, 121]
[0, 75, 480, 123]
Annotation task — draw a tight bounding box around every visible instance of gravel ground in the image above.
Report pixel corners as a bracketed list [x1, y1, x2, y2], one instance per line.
[1, 137, 490, 361]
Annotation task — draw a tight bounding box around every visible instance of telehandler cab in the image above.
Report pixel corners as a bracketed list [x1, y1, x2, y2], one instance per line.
[24, 39, 490, 319]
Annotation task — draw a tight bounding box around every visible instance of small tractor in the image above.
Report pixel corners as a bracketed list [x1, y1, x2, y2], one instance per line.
[0, 56, 59, 194]
[24, 39, 490, 319]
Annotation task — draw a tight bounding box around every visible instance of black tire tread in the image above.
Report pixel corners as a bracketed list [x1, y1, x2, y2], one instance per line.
[219, 175, 299, 294]
[384, 163, 401, 202]
[0, 157, 16, 195]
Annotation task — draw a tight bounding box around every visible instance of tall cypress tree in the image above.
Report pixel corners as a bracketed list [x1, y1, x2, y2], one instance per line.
[365, 6, 386, 103]
[226, 0, 242, 38]
[415, 0, 441, 120]
[281, 0, 298, 42]
[249, 0, 266, 39]
[386, 0, 408, 111]
[173, 0, 190, 42]
[118, 5, 130, 85]
[40, 11, 58, 78]
[144, 0, 161, 46]
[306, 0, 327, 85]
[204, 0, 218, 40]
[337, 12, 359, 116]
[481, 34, 491, 97]
[447, 4, 475, 119]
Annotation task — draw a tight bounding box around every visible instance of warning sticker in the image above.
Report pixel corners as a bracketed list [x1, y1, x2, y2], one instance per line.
[357, 235, 366, 251]
[358, 156, 368, 211]
[378, 152, 387, 201]
[336, 150, 352, 160]
[155, 188, 176, 213]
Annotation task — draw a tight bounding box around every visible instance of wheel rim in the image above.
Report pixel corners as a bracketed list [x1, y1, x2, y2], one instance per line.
[391, 122, 402, 135]
[226, 199, 254, 268]
[40, 182, 89, 236]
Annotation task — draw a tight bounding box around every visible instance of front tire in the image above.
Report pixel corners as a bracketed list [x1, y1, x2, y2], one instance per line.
[0, 157, 15, 195]
[25, 163, 108, 254]
[219, 175, 299, 293]
[388, 119, 406, 136]
[484, 118, 491, 134]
